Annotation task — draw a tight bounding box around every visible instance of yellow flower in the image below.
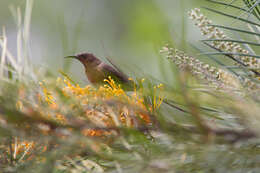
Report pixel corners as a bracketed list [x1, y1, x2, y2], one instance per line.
[153, 84, 164, 109]
[39, 76, 164, 136]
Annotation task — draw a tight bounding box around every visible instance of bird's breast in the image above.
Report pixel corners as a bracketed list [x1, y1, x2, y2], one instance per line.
[85, 67, 106, 84]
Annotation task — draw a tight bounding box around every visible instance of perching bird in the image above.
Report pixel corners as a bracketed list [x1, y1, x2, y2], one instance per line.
[65, 53, 131, 88]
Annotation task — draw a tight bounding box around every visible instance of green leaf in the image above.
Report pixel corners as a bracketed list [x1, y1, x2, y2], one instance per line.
[206, 0, 250, 13]
[208, 24, 260, 37]
[243, 0, 260, 21]
[202, 39, 260, 46]
[199, 51, 260, 59]
[203, 7, 260, 27]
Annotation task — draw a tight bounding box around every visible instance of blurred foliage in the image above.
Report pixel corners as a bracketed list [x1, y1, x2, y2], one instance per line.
[0, 0, 217, 85]
[0, 0, 260, 172]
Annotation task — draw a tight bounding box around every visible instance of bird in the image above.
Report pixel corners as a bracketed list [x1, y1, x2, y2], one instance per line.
[65, 53, 132, 89]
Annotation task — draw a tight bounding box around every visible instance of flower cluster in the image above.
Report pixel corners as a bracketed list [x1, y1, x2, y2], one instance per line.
[160, 45, 241, 90]
[2, 76, 163, 164]
[40, 76, 164, 135]
[188, 8, 260, 74]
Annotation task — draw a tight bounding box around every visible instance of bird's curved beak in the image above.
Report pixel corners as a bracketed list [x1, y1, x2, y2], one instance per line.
[64, 55, 77, 59]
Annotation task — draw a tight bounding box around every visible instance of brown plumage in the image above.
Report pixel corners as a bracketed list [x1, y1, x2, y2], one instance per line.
[65, 53, 130, 87]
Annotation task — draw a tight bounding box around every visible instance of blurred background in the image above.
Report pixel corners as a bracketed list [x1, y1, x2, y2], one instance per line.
[0, 0, 242, 85]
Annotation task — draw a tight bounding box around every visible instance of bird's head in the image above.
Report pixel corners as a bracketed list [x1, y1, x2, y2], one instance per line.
[65, 53, 101, 67]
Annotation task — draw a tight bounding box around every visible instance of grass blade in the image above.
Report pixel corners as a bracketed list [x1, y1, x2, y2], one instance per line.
[208, 24, 260, 37]
[0, 27, 7, 78]
[206, 0, 250, 13]
[243, 0, 260, 20]
[202, 38, 260, 46]
[203, 7, 260, 27]
[200, 52, 260, 59]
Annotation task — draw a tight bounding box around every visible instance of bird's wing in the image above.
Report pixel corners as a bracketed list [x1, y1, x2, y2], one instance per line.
[105, 56, 125, 76]
[98, 63, 129, 83]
